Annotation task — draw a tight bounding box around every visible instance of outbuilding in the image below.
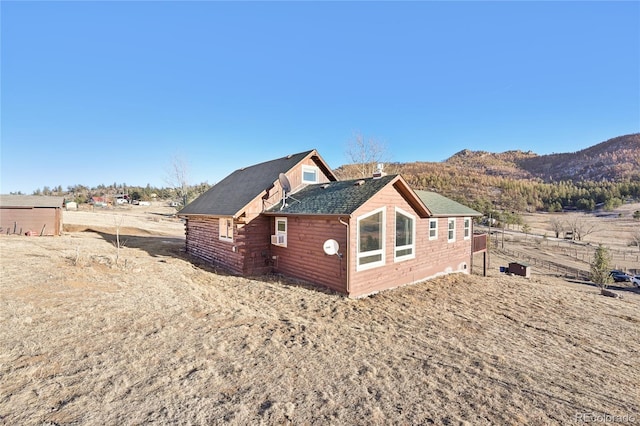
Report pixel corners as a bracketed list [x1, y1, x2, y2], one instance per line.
[0, 195, 64, 236]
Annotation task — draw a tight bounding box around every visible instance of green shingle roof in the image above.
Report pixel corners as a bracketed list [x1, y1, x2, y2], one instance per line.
[414, 190, 481, 217]
[267, 175, 397, 215]
[180, 150, 321, 216]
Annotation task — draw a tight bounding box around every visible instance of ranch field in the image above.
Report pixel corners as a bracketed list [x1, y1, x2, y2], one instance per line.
[1, 205, 639, 425]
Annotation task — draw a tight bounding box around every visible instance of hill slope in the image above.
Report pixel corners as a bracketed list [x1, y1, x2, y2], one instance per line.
[335, 133, 640, 212]
[444, 133, 640, 182]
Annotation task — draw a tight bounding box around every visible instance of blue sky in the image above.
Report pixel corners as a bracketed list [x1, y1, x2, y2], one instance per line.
[2, 1, 639, 194]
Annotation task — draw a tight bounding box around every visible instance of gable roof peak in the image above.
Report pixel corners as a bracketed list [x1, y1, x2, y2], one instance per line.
[179, 148, 334, 217]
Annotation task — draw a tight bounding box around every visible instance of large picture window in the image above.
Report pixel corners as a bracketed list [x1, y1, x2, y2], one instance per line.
[395, 208, 415, 261]
[219, 218, 233, 242]
[357, 207, 385, 270]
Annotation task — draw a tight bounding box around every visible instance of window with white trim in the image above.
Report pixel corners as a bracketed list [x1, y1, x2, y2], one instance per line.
[464, 217, 471, 240]
[429, 218, 438, 240]
[272, 217, 287, 247]
[357, 207, 385, 270]
[302, 165, 319, 184]
[448, 218, 456, 243]
[395, 207, 415, 261]
[219, 218, 233, 242]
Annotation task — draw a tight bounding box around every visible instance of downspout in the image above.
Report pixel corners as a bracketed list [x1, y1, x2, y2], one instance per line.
[339, 217, 350, 295]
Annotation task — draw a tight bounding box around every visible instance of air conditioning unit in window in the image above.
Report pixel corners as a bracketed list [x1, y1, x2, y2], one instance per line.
[271, 234, 286, 245]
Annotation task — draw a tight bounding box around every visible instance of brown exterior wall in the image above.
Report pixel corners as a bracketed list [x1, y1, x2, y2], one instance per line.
[183, 154, 335, 278]
[239, 215, 273, 276]
[254, 158, 334, 215]
[185, 216, 244, 274]
[346, 184, 473, 298]
[270, 215, 348, 293]
[0, 207, 62, 236]
[185, 214, 274, 276]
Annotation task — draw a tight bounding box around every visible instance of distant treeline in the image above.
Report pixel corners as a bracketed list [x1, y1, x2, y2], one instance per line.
[408, 174, 640, 214]
[13, 182, 213, 205]
[13, 170, 640, 215]
[337, 162, 640, 215]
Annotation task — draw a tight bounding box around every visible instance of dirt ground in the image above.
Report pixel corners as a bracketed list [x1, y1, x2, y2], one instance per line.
[1, 205, 639, 425]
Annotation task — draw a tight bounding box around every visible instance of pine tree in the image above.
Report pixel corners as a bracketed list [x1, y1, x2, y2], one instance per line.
[590, 245, 612, 288]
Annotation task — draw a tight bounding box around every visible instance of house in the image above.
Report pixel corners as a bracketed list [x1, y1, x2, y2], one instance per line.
[90, 196, 108, 207]
[0, 195, 64, 236]
[179, 150, 484, 298]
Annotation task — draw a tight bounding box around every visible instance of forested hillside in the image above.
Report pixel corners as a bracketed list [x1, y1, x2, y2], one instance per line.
[335, 134, 640, 214]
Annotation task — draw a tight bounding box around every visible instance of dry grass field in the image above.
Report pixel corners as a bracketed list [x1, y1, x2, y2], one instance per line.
[1, 205, 639, 425]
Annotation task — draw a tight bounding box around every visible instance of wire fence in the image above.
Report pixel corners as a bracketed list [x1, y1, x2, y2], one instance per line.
[494, 246, 592, 281]
[488, 233, 639, 271]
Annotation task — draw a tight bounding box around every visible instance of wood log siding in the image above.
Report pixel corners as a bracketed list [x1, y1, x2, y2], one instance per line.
[185, 217, 244, 274]
[185, 215, 274, 276]
[239, 215, 272, 276]
[270, 216, 348, 293]
[347, 184, 474, 297]
[258, 158, 334, 214]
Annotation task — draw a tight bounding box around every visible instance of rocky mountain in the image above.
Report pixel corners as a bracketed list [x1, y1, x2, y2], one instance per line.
[445, 133, 640, 183]
[335, 133, 640, 212]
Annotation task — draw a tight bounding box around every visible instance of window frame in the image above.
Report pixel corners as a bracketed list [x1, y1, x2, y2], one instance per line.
[273, 217, 288, 247]
[463, 217, 471, 240]
[301, 165, 319, 184]
[356, 207, 386, 271]
[447, 218, 456, 243]
[394, 207, 416, 262]
[429, 218, 438, 240]
[219, 217, 234, 242]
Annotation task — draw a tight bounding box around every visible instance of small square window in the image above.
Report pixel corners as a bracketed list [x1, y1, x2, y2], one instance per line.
[302, 165, 318, 184]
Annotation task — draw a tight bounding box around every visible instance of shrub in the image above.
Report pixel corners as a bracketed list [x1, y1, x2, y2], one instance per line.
[590, 245, 612, 288]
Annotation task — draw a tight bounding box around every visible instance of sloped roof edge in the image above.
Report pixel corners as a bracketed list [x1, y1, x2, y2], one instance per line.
[414, 190, 482, 217]
[179, 149, 333, 217]
[0, 195, 65, 208]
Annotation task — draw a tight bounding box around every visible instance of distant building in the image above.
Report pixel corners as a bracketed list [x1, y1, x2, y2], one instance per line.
[0, 195, 64, 236]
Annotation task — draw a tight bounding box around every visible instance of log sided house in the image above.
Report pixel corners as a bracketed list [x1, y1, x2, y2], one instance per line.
[179, 149, 484, 298]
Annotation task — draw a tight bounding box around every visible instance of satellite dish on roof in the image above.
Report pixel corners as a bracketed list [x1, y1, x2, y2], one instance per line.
[279, 173, 292, 193]
[323, 239, 339, 256]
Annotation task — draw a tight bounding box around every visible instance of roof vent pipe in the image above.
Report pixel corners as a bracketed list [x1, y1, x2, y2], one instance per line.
[373, 163, 385, 179]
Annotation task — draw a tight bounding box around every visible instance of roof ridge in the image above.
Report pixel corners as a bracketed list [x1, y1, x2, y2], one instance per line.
[235, 149, 315, 172]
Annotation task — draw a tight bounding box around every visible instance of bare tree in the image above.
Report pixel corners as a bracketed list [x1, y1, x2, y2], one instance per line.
[549, 216, 564, 238]
[165, 154, 190, 207]
[113, 215, 124, 266]
[566, 216, 597, 241]
[631, 229, 640, 252]
[345, 133, 391, 178]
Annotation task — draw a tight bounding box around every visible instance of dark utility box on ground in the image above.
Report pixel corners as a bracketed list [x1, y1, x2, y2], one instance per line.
[508, 262, 531, 278]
